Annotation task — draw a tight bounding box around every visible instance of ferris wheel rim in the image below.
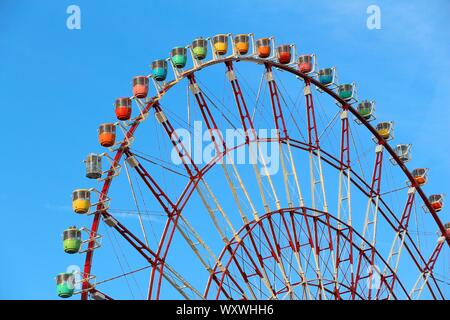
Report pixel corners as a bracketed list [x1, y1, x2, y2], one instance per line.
[80, 55, 448, 300]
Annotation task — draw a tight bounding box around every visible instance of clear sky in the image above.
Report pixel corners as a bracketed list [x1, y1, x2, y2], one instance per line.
[0, 0, 449, 299]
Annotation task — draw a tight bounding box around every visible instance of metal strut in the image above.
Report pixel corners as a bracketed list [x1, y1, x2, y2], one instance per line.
[334, 108, 354, 299]
[188, 72, 282, 299]
[224, 61, 295, 298]
[148, 101, 203, 299]
[264, 63, 312, 297]
[125, 149, 222, 285]
[354, 142, 384, 299]
[377, 188, 416, 299]
[99, 211, 203, 299]
[410, 240, 445, 299]
[124, 149, 175, 213]
[303, 78, 334, 299]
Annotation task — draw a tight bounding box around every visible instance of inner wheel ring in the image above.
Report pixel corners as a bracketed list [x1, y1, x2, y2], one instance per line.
[206, 207, 407, 300]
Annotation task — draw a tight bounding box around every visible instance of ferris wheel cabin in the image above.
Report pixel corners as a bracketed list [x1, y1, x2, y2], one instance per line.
[85, 153, 102, 179]
[192, 37, 208, 60]
[115, 97, 132, 121]
[429, 194, 444, 212]
[151, 59, 168, 82]
[212, 34, 228, 56]
[412, 168, 428, 186]
[444, 223, 450, 238]
[132, 76, 149, 99]
[318, 68, 335, 85]
[337, 83, 355, 101]
[171, 47, 187, 69]
[256, 38, 271, 58]
[298, 54, 314, 73]
[357, 100, 375, 120]
[56, 273, 75, 298]
[98, 123, 116, 147]
[234, 34, 250, 55]
[63, 226, 82, 254]
[395, 144, 412, 163]
[375, 121, 394, 140]
[277, 45, 292, 64]
[72, 189, 91, 214]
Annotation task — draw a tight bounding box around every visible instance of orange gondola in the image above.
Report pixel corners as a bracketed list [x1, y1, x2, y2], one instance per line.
[255, 38, 271, 58]
[115, 97, 132, 121]
[234, 34, 250, 55]
[412, 168, 428, 186]
[298, 54, 313, 73]
[98, 123, 116, 147]
[429, 194, 444, 212]
[132, 76, 149, 98]
[277, 45, 291, 64]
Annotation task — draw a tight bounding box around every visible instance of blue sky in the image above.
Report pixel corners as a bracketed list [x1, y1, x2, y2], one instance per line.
[0, 0, 449, 299]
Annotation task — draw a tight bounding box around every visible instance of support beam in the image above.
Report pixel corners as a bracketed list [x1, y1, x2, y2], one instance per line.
[355, 143, 384, 299]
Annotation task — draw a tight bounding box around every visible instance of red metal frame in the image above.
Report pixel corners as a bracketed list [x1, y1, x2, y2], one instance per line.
[264, 63, 288, 139]
[353, 142, 384, 299]
[334, 105, 354, 299]
[225, 61, 256, 141]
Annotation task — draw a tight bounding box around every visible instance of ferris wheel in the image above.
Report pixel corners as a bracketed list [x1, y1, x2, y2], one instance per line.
[56, 33, 449, 300]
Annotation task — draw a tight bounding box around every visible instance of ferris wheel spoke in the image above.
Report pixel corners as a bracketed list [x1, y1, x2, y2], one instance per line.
[211, 212, 316, 299]
[93, 210, 203, 299]
[145, 101, 207, 299]
[153, 102, 200, 177]
[286, 134, 432, 299]
[278, 211, 313, 298]
[229, 224, 282, 299]
[188, 73, 256, 225]
[214, 217, 300, 299]
[409, 240, 446, 299]
[123, 149, 175, 215]
[260, 214, 296, 294]
[225, 63, 300, 294]
[162, 262, 205, 299]
[297, 208, 327, 299]
[226, 62, 284, 217]
[121, 149, 220, 279]
[176, 214, 220, 270]
[146, 82, 241, 274]
[311, 214, 337, 299]
[195, 180, 237, 242]
[377, 187, 416, 299]
[215, 239, 266, 300]
[334, 108, 355, 298]
[356, 141, 384, 299]
[147, 179, 199, 299]
[304, 80, 329, 213]
[277, 215, 319, 299]
[302, 80, 338, 299]
[264, 64, 305, 209]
